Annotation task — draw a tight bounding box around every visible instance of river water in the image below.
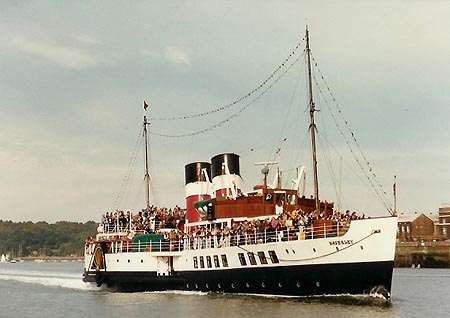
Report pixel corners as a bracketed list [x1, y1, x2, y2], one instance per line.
[0, 262, 448, 318]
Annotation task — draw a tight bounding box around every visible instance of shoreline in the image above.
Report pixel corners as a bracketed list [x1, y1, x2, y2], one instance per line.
[395, 241, 450, 268]
[7, 256, 83, 262]
[5, 243, 450, 268]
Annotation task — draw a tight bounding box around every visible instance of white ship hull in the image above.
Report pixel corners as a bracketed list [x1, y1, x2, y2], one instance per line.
[83, 216, 397, 298]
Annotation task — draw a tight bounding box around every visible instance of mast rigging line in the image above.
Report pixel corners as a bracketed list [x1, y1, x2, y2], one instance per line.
[150, 49, 307, 138]
[269, 53, 307, 164]
[316, 126, 341, 208]
[113, 125, 144, 211]
[314, 76, 392, 213]
[310, 54, 393, 214]
[149, 37, 306, 122]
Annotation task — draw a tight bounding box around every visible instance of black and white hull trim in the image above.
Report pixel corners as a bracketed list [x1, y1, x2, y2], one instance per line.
[83, 216, 397, 299]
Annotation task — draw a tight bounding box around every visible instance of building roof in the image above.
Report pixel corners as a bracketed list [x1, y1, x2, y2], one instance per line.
[428, 213, 440, 222]
[398, 214, 420, 223]
[398, 212, 438, 223]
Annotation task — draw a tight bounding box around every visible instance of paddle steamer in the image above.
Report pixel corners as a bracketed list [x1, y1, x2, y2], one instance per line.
[83, 27, 397, 299]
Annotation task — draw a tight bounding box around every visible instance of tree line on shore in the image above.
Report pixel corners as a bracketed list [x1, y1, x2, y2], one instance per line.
[0, 220, 97, 258]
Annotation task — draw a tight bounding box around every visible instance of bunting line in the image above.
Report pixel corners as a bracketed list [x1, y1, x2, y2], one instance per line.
[311, 54, 393, 214]
[149, 36, 306, 121]
[149, 48, 306, 138]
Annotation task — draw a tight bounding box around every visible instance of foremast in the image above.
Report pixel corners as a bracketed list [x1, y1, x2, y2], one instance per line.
[143, 115, 151, 209]
[306, 26, 320, 213]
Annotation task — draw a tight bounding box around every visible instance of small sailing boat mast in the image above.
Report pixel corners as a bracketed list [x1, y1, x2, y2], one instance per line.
[306, 26, 320, 213]
[143, 115, 151, 209]
[393, 175, 397, 216]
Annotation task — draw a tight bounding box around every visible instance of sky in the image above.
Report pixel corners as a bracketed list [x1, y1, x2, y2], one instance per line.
[1, 0, 450, 223]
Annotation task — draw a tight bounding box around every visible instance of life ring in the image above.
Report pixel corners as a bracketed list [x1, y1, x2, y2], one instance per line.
[91, 245, 105, 270]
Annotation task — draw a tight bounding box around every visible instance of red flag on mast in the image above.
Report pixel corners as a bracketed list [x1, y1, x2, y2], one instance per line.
[143, 101, 149, 111]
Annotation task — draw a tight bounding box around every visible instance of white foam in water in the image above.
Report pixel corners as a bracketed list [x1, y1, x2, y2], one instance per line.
[0, 265, 97, 291]
[153, 290, 208, 296]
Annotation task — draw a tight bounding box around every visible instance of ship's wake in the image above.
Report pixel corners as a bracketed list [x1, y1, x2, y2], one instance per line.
[0, 267, 98, 291]
[201, 291, 391, 307]
[296, 294, 391, 307]
[0, 265, 391, 307]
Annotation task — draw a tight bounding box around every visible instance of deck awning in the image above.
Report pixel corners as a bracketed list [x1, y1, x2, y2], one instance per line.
[193, 199, 212, 210]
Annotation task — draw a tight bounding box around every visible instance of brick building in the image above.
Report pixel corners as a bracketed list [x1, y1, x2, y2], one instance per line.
[436, 206, 450, 240]
[397, 213, 436, 242]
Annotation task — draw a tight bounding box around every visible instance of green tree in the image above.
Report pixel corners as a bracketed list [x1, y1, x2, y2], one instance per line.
[0, 220, 97, 257]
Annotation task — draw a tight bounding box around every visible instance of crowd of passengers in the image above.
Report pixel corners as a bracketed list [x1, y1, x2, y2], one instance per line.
[98, 205, 365, 246]
[176, 209, 363, 248]
[100, 205, 185, 234]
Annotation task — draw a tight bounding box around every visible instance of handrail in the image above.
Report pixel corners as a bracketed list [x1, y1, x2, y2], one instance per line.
[97, 222, 169, 235]
[87, 221, 351, 255]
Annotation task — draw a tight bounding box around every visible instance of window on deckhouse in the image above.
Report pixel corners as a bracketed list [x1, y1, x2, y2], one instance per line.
[258, 251, 268, 264]
[248, 252, 257, 265]
[238, 253, 247, 266]
[193, 256, 198, 269]
[213, 255, 220, 268]
[221, 254, 229, 267]
[199, 256, 205, 268]
[268, 250, 279, 263]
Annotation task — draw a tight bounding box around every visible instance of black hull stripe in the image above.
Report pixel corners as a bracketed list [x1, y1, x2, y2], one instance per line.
[84, 261, 393, 296]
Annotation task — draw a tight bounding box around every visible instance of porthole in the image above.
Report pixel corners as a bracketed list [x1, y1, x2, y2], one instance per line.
[278, 282, 282, 288]
[117, 259, 119, 262]
[231, 283, 235, 289]
[316, 281, 320, 287]
[261, 282, 266, 288]
[296, 282, 301, 287]
[246, 282, 250, 288]
[195, 283, 198, 289]
[292, 250, 296, 254]
[285, 249, 289, 254]
[313, 248, 316, 252]
[360, 245, 364, 250]
[186, 283, 189, 288]
[128, 259, 130, 263]
[218, 283, 222, 289]
[336, 247, 339, 251]
[141, 259, 144, 263]
[205, 283, 209, 288]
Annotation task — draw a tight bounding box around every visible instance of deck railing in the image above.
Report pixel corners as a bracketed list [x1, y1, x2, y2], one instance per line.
[97, 221, 172, 235]
[89, 221, 350, 254]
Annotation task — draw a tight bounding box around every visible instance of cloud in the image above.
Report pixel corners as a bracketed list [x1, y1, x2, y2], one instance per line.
[12, 36, 96, 70]
[139, 48, 157, 59]
[70, 34, 102, 45]
[164, 45, 191, 65]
